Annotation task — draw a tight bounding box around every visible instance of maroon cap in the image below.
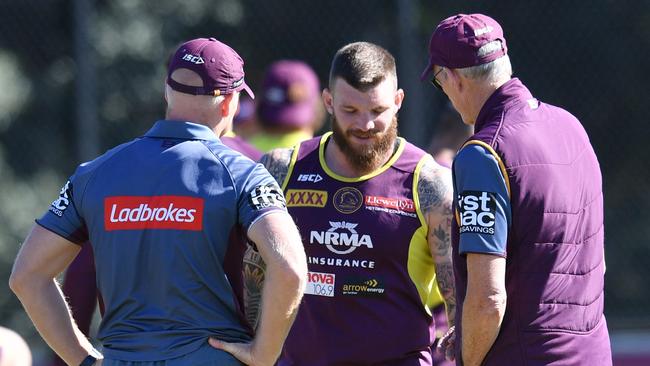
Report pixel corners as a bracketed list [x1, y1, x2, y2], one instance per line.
[421, 13, 508, 80]
[258, 60, 320, 128]
[167, 37, 254, 99]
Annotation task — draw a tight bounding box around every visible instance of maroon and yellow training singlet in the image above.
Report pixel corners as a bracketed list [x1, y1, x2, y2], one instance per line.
[279, 133, 443, 366]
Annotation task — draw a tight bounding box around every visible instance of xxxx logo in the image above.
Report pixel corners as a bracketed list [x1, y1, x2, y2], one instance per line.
[286, 189, 328, 208]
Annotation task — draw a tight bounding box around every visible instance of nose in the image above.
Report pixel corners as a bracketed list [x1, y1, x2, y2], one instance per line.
[358, 113, 376, 131]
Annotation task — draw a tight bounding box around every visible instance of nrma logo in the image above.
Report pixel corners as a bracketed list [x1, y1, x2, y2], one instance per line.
[309, 221, 373, 255]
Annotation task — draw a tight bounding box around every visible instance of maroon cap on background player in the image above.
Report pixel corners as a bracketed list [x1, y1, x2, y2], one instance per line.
[257, 60, 320, 128]
[167, 37, 254, 99]
[421, 13, 508, 80]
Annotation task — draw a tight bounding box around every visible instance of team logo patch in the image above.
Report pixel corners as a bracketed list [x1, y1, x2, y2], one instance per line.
[364, 195, 417, 218]
[49, 180, 72, 217]
[286, 189, 327, 208]
[104, 195, 204, 231]
[341, 277, 385, 296]
[458, 190, 496, 235]
[333, 187, 363, 214]
[309, 221, 373, 255]
[305, 271, 335, 297]
[249, 183, 286, 210]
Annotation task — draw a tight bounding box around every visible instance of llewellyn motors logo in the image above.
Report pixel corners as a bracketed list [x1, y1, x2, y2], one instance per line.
[364, 195, 417, 218]
[104, 196, 204, 231]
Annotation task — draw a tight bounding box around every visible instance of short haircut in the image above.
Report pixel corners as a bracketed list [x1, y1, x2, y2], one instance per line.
[328, 42, 397, 91]
[456, 41, 513, 82]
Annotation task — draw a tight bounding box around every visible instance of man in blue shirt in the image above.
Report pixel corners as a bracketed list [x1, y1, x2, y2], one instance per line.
[10, 37, 307, 366]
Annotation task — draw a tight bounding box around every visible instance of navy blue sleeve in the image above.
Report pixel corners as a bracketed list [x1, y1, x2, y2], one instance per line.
[237, 163, 287, 230]
[453, 144, 511, 257]
[36, 175, 88, 244]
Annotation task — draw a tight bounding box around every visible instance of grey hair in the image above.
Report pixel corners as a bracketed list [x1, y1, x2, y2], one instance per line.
[456, 41, 512, 83]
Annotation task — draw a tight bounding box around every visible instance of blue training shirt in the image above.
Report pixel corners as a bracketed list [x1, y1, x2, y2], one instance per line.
[37, 120, 287, 361]
[453, 144, 511, 257]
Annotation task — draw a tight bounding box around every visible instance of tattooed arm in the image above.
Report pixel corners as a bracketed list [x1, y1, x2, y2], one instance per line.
[243, 147, 294, 329]
[417, 156, 456, 326]
[259, 148, 294, 187]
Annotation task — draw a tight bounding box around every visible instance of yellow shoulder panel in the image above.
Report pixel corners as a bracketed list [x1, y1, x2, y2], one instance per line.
[460, 140, 511, 197]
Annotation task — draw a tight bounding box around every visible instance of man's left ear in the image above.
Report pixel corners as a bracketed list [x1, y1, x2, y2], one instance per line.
[221, 93, 236, 116]
[395, 88, 405, 110]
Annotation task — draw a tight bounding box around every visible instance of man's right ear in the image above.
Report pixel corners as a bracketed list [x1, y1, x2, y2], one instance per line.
[322, 88, 334, 115]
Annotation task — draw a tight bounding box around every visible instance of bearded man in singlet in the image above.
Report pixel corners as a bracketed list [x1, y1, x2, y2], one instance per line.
[247, 41, 457, 366]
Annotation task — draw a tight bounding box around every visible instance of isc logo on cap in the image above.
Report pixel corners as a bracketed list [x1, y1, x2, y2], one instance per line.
[181, 54, 205, 64]
[458, 190, 496, 235]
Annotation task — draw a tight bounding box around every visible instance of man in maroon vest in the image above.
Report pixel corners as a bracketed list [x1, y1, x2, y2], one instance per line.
[421, 13, 612, 366]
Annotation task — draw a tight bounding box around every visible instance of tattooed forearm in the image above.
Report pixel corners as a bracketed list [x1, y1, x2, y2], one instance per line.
[429, 220, 456, 326]
[435, 261, 456, 326]
[260, 148, 293, 185]
[245, 149, 293, 328]
[431, 224, 451, 258]
[243, 243, 266, 329]
[419, 156, 456, 325]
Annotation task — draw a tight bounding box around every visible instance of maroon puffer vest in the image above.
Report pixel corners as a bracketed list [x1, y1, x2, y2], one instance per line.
[452, 78, 612, 365]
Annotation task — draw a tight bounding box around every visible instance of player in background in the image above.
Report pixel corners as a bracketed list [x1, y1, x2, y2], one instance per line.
[427, 102, 473, 169]
[248, 41, 456, 365]
[248, 60, 325, 152]
[10, 37, 306, 366]
[422, 13, 612, 366]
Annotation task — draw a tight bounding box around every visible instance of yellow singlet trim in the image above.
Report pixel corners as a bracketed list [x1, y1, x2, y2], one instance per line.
[317, 132, 406, 182]
[408, 154, 443, 315]
[281, 143, 302, 191]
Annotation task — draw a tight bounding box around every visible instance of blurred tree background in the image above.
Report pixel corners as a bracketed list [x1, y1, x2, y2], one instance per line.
[1, 0, 648, 362]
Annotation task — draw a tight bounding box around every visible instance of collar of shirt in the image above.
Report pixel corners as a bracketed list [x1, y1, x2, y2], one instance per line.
[474, 78, 535, 132]
[144, 120, 220, 142]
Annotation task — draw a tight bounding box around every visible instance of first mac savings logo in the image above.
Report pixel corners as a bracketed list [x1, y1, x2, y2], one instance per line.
[49, 180, 72, 217]
[458, 190, 496, 235]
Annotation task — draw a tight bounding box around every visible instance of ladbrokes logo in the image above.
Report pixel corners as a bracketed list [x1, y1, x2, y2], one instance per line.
[104, 196, 204, 231]
[286, 189, 327, 208]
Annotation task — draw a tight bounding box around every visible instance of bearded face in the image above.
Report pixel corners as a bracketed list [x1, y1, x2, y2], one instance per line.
[331, 113, 398, 172]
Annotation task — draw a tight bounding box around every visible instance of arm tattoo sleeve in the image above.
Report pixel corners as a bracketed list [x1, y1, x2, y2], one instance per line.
[243, 147, 294, 329]
[243, 243, 265, 329]
[418, 157, 456, 325]
[259, 147, 294, 186]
